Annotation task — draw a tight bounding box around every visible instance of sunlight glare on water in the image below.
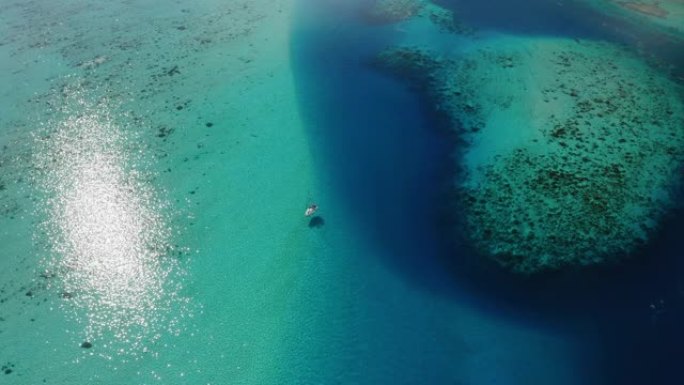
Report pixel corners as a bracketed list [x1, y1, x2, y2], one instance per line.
[34, 88, 188, 359]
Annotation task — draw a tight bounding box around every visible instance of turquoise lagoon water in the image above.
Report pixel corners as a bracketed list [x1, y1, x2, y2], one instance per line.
[1, 0, 683, 384]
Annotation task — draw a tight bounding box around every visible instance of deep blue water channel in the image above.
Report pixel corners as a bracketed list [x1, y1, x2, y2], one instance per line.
[291, 0, 684, 384]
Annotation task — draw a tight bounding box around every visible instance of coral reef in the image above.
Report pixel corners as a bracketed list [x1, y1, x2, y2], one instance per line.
[375, 47, 443, 84]
[361, 0, 468, 33]
[376, 38, 684, 273]
[362, 0, 425, 24]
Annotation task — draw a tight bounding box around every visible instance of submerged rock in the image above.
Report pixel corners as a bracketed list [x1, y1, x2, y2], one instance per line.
[376, 37, 684, 273]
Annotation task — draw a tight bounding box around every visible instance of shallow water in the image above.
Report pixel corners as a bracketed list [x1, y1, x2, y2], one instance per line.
[1, 0, 683, 384]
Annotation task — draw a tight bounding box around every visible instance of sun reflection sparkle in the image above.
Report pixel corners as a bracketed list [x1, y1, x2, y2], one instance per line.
[35, 93, 187, 357]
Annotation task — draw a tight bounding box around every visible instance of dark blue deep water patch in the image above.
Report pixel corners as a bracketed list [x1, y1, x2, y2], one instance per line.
[591, 206, 684, 385]
[437, 0, 606, 38]
[291, 0, 684, 384]
[291, 2, 459, 297]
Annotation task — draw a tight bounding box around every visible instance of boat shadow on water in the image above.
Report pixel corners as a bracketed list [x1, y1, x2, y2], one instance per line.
[308, 215, 325, 229]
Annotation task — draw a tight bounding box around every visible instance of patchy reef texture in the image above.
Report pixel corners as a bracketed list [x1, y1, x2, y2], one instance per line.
[361, 0, 466, 32]
[582, 0, 684, 38]
[362, 0, 425, 24]
[376, 36, 684, 273]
